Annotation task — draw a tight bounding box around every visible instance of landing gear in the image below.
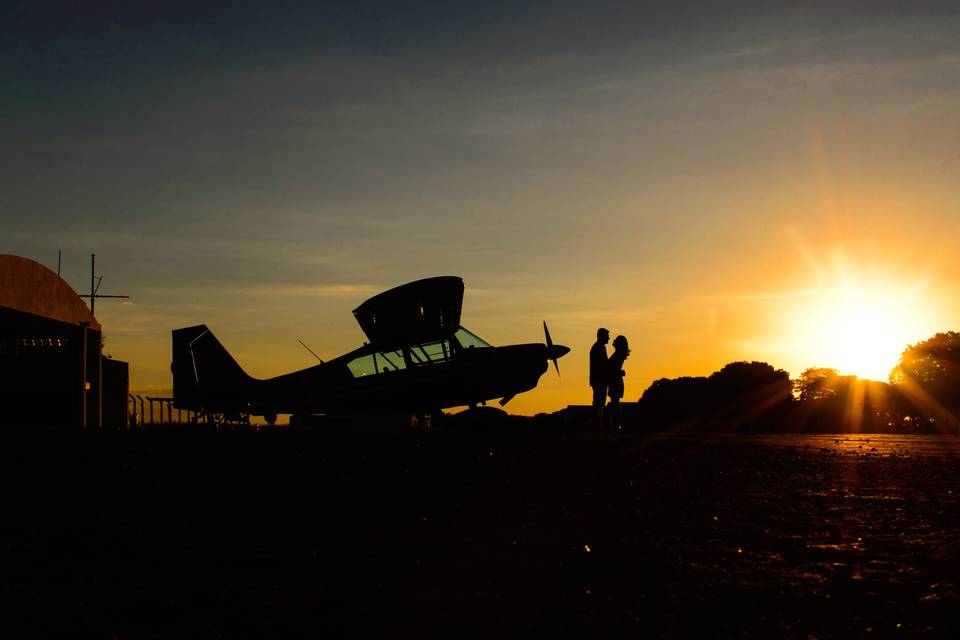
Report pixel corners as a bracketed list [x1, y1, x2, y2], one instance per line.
[411, 409, 440, 430]
[411, 413, 431, 430]
[203, 412, 251, 429]
[205, 412, 225, 427]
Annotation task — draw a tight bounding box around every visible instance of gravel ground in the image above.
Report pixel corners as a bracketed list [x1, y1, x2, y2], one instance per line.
[3, 428, 959, 638]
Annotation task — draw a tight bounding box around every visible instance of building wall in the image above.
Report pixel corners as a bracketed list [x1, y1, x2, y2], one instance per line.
[102, 358, 129, 429]
[0, 307, 90, 426]
[0, 305, 129, 429]
[1, 255, 128, 429]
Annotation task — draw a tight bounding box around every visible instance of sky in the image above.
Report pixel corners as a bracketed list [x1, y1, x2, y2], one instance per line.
[3, 1, 960, 415]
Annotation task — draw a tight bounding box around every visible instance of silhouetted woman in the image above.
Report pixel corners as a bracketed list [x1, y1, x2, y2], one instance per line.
[606, 335, 630, 432]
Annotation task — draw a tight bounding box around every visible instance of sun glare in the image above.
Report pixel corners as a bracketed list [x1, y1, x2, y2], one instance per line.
[812, 290, 910, 381]
[780, 256, 937, 381]
[780, 248, 939, 380]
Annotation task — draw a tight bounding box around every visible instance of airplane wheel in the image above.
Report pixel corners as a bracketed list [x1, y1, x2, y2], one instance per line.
[410, 413, 431, 430]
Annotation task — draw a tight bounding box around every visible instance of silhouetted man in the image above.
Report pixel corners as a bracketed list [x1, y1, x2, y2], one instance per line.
[590, 327, 610, 433]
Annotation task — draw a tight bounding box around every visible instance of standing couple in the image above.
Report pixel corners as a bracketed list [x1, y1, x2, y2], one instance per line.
[589, 327, 631, 434]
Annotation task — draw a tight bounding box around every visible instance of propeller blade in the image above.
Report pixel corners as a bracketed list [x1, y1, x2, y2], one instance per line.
[544, 321, 560, 377]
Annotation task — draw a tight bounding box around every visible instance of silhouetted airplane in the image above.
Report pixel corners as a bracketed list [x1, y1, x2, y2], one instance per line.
[171, 277, 570, 425]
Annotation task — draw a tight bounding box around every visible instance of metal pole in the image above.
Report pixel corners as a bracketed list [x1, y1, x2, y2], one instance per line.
[81, 325, 88, 429]
[90, 254, 95, 317]
[96, 332, 102, 429]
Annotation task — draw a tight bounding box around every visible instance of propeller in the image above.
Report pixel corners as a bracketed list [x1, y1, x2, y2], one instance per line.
[543, 321, 570, 377]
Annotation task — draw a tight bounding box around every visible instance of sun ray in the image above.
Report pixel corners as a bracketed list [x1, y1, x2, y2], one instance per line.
[777, 246, 941, 382]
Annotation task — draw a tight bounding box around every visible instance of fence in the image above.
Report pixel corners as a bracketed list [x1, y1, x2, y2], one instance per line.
[127, 394, 200, 426]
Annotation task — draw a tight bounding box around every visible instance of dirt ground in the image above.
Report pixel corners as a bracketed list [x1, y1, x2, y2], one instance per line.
[3, 426, 960, 638]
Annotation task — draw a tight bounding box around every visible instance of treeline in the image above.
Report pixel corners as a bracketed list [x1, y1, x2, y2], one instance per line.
[631, 331, 960, 434]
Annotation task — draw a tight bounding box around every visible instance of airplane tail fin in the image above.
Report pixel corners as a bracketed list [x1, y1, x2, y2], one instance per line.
[172, 324, 253, 411]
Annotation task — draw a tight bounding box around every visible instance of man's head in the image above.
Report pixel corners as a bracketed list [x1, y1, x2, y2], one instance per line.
[597, 327, 610, 344]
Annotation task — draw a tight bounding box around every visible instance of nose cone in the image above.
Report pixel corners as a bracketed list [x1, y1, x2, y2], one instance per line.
[546, 344, 570, 361]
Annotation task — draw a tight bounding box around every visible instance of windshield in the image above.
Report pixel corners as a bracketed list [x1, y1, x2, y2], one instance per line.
[455, 326, 492, 349]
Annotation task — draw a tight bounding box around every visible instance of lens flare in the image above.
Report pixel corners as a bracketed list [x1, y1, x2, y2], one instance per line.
[784, 264, 937, 381]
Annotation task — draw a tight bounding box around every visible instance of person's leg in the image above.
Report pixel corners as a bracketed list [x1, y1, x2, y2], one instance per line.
[592, 385, 605, 432]
[608, 397, 621, 432]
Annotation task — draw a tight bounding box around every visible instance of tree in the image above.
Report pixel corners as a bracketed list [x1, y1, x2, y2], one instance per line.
[791, 368, 912, 433]
[793, 368, 840, 401]
[707, 361, 793, 427]
[637, 361, 792, 432]
[638, 376, 711, 426]
[708, 361, 792, 402]
[890, 331, 960, 417]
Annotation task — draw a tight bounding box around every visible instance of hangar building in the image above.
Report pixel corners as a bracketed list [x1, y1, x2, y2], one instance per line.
[0, 255, 128, 428]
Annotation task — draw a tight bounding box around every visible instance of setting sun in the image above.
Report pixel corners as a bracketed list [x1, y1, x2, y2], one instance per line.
[783, 265, 938, 381]
[813, 291, 911, 380]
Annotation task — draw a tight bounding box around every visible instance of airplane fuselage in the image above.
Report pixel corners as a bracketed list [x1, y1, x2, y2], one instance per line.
[257, 343, 550, 415]
[172, 277, 570, 421]
[173, 324, 563, 419]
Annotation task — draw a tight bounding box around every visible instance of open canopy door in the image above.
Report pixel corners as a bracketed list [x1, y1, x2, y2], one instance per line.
[352, 276, 464, 351]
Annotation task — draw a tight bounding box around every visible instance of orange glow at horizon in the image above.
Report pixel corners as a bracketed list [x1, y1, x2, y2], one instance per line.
[779, 255, 939, 382]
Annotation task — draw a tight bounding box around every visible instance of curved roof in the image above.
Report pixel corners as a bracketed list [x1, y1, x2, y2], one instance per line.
[352, 276, 463, 348]
[0, 255, 100, 330]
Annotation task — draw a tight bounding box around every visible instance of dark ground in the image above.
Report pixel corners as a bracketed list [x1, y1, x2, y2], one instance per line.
[3, 424, 960, 638]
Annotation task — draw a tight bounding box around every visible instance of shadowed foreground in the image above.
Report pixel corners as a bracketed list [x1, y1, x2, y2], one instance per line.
[3, 427, 960, 637]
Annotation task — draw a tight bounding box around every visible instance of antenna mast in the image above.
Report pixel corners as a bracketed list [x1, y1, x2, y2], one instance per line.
[298, 338, 324, 363]
[79, 253, 130, 316]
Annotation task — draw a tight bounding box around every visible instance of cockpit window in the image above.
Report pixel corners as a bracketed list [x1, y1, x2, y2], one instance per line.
[347, 349, 410, 377]
[376, 349, 407, 373]
[455, 327, 492, 349]
[347, 353, 377, 377]
[413, 340, 451, 364]
[347, 329, 490, 377]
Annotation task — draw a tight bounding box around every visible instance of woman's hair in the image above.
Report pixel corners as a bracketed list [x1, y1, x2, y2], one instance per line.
[613, 335, 629, 352]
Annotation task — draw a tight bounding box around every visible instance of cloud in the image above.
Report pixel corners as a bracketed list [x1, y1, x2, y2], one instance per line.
[688, 288, 830, 304]
[243, 284, 380, 297]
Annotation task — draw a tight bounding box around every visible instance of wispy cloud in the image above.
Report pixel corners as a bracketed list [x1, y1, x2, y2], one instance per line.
[689, 288, 830, 304]
[243, 284, 380, 297]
